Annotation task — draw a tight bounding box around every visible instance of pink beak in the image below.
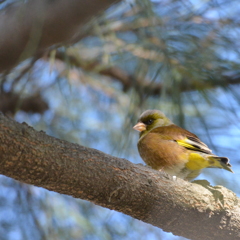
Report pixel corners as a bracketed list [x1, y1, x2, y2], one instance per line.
[133, 122, 146, 132]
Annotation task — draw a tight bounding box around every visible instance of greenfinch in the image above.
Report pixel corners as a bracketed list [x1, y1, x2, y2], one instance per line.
[133, 109, 233, 181]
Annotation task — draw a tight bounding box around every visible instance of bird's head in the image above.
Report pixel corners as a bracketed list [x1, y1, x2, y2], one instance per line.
[133, 110, 172, 136]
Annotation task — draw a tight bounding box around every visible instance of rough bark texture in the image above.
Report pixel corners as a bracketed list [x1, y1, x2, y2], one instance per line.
[0, 0, 120, 72]
[0, 112, 239, 240]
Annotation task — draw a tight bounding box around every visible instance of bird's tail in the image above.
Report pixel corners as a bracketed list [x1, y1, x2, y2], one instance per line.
[208, 156, 234, 173]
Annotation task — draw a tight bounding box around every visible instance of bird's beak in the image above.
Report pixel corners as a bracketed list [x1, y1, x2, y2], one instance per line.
[133, 122, 146, 132]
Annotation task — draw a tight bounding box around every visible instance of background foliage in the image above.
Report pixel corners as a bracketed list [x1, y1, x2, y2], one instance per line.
[1, 0, 240, 239]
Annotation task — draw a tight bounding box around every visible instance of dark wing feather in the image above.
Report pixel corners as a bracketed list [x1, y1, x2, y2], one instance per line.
[150, 124, 212, 154]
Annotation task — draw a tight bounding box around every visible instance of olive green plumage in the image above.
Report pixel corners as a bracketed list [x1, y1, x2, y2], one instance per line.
[133, 109, 233, 181]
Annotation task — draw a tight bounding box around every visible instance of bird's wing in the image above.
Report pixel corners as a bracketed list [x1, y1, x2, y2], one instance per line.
[176, 136, 212, 154]
[151, 125, 212, 154]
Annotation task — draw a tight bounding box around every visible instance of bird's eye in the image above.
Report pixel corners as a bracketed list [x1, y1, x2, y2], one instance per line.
[145, 119, 153, 125]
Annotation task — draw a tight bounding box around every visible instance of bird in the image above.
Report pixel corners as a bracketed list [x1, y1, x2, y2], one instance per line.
[133, 109, 233, 181]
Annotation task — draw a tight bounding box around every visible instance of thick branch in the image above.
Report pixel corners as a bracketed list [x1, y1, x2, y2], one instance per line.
[0, 0, 120, 72]
[0, 113, 239, 240]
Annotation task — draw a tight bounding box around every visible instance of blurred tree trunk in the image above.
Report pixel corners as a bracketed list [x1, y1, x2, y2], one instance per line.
[0, 113, 239, 240]
[0, 0, 120, 72]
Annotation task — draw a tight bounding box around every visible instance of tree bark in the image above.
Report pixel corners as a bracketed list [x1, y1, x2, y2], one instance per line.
[0, 0, 120, 72]
[0, 112, 239, 240]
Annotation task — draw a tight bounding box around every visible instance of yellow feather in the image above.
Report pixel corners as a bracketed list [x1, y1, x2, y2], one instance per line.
[186, 153, 209, 170]
[177, 139, 199, 151]
[186, 153, 225, 171]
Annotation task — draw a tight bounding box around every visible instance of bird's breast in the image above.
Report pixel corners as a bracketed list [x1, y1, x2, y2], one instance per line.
[137, 133, 188, 170]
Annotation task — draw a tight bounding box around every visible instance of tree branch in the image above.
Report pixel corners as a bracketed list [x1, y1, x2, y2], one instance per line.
[0, 113, 239, 240]
[0, 0, 120, 72]
[0, 92, 49, 115]
[51, 49, 240, 95]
